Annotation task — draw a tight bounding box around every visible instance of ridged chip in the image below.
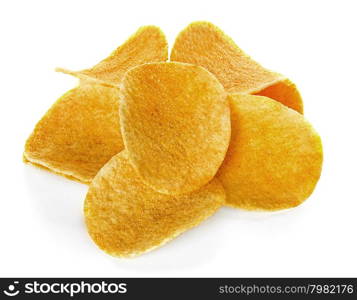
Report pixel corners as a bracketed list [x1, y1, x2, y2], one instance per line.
[217, 94, 323, 211]
[171, 21, 303, 113]
[119, 62, 230, 195]
[84, 151, 225, 257]
[24, 26, 168, 183]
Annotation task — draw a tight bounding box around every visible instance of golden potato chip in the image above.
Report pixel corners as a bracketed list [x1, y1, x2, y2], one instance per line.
[84, 151, 225, 257]
[119, 62, 230, 195]
[24, 26, 168, 183]
[217, 94, 323, 211]
[56, 25, 168, 86]
[170, 21, 303, 113]
[24, 83, 122, 183]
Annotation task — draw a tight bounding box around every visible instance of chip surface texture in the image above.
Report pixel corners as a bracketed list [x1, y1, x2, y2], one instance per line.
[217, 94, 323, 211]
[84, 151, 225, 257]
[24, 83, 122, 183]
[24, 26, 168, 183]
[59, 25, 168, 86]
[120, 62, 231, 195]
[171, 21, 303, 113]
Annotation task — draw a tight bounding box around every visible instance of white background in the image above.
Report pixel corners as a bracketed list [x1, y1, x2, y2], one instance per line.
[0, 0, 356, 277]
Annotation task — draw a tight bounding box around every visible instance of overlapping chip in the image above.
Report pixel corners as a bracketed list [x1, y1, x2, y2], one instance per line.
[119, 62, 231, 195]
[24, 26, 168, 183]
[84, 151, 225, 257]
[171, 21, 303, 113]
[24, 22, 324, 258]
[24, 83, 122, 183]
[57, 26, 168, 86]
[217, 94, 323, 211]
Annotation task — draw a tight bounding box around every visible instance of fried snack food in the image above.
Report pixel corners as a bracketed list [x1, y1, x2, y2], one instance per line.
[170, 21, 303, 113]
[217, 94, 323, 211]
[24, 83, 122, 183]
[119, 62, 230, 195]
[24, 26, 168, 183]
[84, 151, 225, 257]
[57, 26, 168, 86]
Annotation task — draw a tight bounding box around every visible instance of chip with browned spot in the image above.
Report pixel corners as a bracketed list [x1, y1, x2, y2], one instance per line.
[84, 151, 225, 257]
[171, 21, 303, 113]
[217, 94, 323, 211]
[24, 26, 168, 183]
[119, 62, 231, 195]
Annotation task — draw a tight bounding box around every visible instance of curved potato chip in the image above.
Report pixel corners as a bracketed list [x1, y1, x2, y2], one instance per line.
[57, 25, 168, 86]
[24, 26, 168, 183]
[170, 21, 303, 113]
[84, 151, 225, 257]
[24, 84, 122, 183]
[120, 62, 230, 195]
[217, 94, 323, 211]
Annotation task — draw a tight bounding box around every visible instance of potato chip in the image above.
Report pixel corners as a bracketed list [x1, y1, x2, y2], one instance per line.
[56, 25, 168, 86]
[24, 83, 122, 183]
[84, 151, 225, 257]
[170, 21, 303, 113]
[217, 94, 323, 211]
[24, 26, 168, 183]
[119, 62, 230, 195]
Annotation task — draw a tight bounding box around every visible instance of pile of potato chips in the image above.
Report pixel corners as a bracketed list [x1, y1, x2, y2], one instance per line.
[24, 22, 323, 257]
